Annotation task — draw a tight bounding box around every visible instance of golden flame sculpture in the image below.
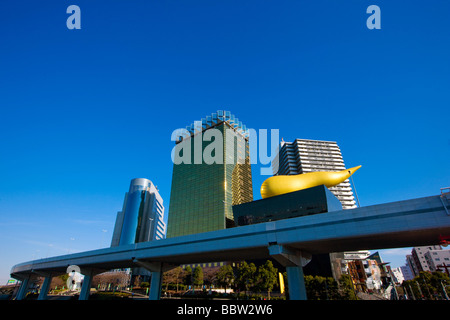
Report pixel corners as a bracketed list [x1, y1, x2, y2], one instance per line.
[260, 165, 362, 199]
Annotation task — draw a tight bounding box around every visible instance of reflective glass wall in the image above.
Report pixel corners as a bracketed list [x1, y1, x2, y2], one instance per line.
[111, 178, 166, 247]
[167, 115, 253, 238]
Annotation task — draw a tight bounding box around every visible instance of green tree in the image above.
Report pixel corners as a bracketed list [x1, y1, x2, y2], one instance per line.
[403, 271, 450, 300]
[428, 271, 450, 299]
[192, 266, 204, 290]
[256, 260, 278, 300]
[418, 271, 434, 299]
[235, 261, 257, 296]
[403, 279, 421, 300]
[216, 265, 234, 293]
[184, 266, 192, 287]
[305, 275, 340, 300]
[305, 275, 318, 299]
[325, 276, 341, 300]
[338, 274, 357, 300]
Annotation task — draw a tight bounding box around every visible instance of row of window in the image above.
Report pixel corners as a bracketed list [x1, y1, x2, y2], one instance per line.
[181, 262, 226, 269]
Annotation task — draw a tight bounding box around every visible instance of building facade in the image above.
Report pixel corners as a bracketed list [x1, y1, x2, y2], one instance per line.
[391, 267, 405, 284]
[111, 178, 166, 247]
[339, 251, 384, 292]
[400, 264, 414, 281]
[406, 254, 418, 277]
[167, 110, 253, 238]
[401, 247, 450, 281]
[424, 248, 450, 273]
[408, 245, 443, 277]
[232, 185, 342, 227]
[274, 139, 357, 209]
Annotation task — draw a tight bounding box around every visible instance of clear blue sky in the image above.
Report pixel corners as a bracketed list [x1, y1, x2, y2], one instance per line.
[1, 0, 449, 284]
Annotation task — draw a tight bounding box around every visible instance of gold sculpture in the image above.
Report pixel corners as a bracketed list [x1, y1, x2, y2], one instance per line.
[260, 165, 362, 199]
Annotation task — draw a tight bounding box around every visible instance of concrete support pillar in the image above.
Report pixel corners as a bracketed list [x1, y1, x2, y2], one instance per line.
[15, 274, 31, 300]
[269, 244, 311, 300]
[79, 268, 95, 300]
[149, 269, 163, 300]
[38, 274, 52, 300]
[133, 259, 176, 300]
[286, 266, 307, 300]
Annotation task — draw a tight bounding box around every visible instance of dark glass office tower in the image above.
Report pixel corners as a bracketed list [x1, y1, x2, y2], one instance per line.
[167, 111, 253, 238]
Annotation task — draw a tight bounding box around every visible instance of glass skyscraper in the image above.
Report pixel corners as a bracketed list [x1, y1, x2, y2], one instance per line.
[167, 110, 253, 238]
[111, 178, 166, 247]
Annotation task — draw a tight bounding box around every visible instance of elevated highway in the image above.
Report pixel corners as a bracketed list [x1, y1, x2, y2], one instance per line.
[10, 191, 450, 300]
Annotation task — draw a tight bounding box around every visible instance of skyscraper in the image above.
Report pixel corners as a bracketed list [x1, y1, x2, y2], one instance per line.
[167, 110, 253, 238]
[111, 178, 166, 247]
[274, 138, 358, 209]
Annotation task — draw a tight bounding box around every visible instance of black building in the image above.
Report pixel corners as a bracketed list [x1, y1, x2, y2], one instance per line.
[232, 185, 343, 278]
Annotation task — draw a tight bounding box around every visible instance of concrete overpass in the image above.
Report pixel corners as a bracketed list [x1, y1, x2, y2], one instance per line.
[10, 191, 450, 300]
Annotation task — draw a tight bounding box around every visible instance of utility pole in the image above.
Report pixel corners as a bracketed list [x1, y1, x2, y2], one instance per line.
[437, 263, 450, 276]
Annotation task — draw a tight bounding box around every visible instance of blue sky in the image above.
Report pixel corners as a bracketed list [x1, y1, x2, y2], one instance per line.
[1, 0, 449, 284]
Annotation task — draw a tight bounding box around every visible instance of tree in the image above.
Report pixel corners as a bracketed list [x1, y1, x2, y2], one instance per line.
[216, 265, 234, 293]
[418, 271, 434, 299]
[403, 271, 450, 300]
[428, 271, 450, 299]
[235, 261, 257, 296]
[92, 271, 130, 291]
[402, 279, 421, 300]
[256, 260, 278, 300]
[338, 274, 357, 300]
[184, 266, 193, 287]
[193, 266, 204, 291]
[305, 275, 340, 300]
[133, 275, 141, 288]
[162, 266, 184, 292]
[305, 275, 318, 299]
[325, 276, 341, 300]
[203, 267, 218, 288]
